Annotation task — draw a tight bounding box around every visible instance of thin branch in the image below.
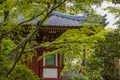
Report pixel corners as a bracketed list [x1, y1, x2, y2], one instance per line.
[9, 0, 66, 60]
[3, 9, 46, 36]
[0, 33, 3, 54]
[52, 0, 66, 11]
[24, 40, 96, 52]
[5, 42, 27, 78]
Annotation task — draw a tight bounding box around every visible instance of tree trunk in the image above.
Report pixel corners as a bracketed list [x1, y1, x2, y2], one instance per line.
[113, 57, 120, 80]
[4, 10, 9, 22]
[101, 57, 120, 80]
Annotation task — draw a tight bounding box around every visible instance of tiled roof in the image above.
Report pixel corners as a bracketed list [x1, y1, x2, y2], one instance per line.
[46, 15, 82, 26]
[46, 11, 86, 27]
[0, 11, 108, 27]
[52, 11, 86, 21]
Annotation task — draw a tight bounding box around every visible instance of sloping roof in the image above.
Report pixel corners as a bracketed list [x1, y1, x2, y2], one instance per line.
[0, 11, 108, 27]
[46, 11, 87, 27]
[52, 11, 86, 21]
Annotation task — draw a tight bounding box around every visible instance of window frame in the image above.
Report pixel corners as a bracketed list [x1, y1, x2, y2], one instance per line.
[45, 54, 56, 66]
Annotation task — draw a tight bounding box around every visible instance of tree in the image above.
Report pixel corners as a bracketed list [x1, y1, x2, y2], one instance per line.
[0, 0, 67, 79]
[95, 29, 120, 80]
[45, 26, 120, 80]
[48, 25, 105, 80]
[105, 4, 120, 27]
[0, 0, 119, 79]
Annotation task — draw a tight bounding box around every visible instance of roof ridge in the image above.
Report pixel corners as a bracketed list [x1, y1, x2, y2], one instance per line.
[52, 11, 86, 21]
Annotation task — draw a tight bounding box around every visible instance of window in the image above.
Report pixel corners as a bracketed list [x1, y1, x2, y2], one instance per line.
[46, 54, 55, 66]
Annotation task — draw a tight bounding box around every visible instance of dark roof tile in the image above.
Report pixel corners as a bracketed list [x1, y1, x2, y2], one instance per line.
[46, 11, 85, 26]
[46, 15, 81, 26]
[52, 11, 86, 21]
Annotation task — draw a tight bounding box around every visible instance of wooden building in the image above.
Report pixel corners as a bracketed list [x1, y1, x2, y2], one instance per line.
[25, 11, 108, 80]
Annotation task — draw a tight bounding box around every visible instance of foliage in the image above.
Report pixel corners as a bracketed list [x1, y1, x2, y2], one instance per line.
[42, 26, 104, 80]
[0, 64, 39, 80]
[38, 23, 120, 80]
[104, 0, 120, 27]
[1, 39, 16, 55]
[44, 26, 120, 80]
[0, 0, 120, 80]
[95, 29, 120, 80]
[0, 39, 39, 80]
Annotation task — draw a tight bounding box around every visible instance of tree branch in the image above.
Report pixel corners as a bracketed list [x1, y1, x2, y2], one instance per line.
[0, 33, 3, 54]
[81, 47, 86, 66]
[24, 40, 96, 52]
[3, 9, 46, 36]
[4, 10, 9, 22]
[8, 0, 66, 60]
[5, 42, 27, 78]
